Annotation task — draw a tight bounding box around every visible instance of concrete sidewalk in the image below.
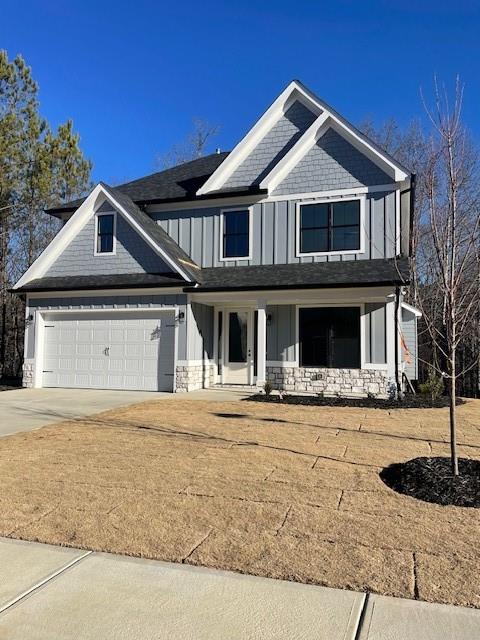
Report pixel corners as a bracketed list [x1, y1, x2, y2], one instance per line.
[0, 538, 478, 639]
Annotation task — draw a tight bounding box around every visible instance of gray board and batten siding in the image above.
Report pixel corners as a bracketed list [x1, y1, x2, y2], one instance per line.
[150, 191, 397, 269]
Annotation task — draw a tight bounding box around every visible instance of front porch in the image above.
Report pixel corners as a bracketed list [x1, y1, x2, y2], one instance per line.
[182, 286, 401, 398]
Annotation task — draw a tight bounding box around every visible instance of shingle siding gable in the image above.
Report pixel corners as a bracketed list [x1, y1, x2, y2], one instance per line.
[46, 213, 170, 277]
[225, 101, 317, 188]
[273, 128, 392, 195]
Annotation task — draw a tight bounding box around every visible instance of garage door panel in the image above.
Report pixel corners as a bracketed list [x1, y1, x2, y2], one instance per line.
[42, 312, 175, 392]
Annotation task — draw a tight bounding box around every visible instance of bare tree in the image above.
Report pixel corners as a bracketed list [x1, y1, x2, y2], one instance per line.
[155, 118, 220, 169]
[413, 78, 480, 476]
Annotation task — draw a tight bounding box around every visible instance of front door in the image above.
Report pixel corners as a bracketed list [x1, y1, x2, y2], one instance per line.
[224, 309, 253, 384]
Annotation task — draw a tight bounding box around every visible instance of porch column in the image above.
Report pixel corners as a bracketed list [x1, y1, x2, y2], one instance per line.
[386, 295, 396, 383]
[256, 300, 267, 386]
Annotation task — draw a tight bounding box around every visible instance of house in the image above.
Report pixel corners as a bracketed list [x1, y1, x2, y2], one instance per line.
[13, 80, 419, 397]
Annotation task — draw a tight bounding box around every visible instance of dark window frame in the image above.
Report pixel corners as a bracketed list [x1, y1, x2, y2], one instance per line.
[298, 306, 361, 369]
[298, 199, 361, 255]
[96, 213, 115, 254]
[221, 209, 251, 260]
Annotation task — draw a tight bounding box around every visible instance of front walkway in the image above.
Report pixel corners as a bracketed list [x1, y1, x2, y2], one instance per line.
[0, 537, 478, 639]
[0, 387, 249, 436]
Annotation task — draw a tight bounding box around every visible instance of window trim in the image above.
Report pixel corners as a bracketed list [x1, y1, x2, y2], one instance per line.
[295, 303, 367, 370]
[219, 207, 253, 262]
[295, 196, 365, 257]
[94, 211, 117, 256]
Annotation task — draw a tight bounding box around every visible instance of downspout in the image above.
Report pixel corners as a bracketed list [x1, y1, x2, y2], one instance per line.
[395, 284, 402, 398]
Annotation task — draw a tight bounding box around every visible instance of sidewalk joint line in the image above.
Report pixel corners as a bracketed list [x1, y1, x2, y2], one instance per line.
[0, 549, 93, 615]
[353, 592, 370, 640]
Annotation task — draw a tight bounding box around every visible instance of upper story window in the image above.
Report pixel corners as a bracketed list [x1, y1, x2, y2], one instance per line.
[221, 209, 250, 260]
[95, 213, 115, 255]
[298, 199, 361, 255]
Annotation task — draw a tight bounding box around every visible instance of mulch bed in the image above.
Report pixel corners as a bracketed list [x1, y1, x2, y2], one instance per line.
[380, 457, 480, 508]
[0, 377, 22, 392]
[247, 393, 464, 410]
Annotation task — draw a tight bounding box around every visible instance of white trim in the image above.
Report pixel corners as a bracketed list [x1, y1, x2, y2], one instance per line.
[395, 189, 401, 255]
[197, 81, 323, 196]
[33, 307, 177, 390]
[401, 301, 422, 318]
[218, 207, 253, 261]
[294, 302, 366, 369]
[295, 196, 366, 258]
[93, 211, 117, 256]
[197, 80, 409, 196]
[13, 183, 192, 290]
[190, 286, 394, 306]
[263, 184, 398, 203]
[259, 112, 330, 192]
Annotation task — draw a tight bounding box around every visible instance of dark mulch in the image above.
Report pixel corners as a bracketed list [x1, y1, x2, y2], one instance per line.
[0, 377, 22, 392]
[380, 457, 480, 508]
[246, 393, 464, 410]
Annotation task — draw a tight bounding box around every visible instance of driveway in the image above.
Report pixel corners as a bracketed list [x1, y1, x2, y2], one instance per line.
[0, 387, 250, 437]
[0, 537, 478, 640]
[0, 388, 164, 436]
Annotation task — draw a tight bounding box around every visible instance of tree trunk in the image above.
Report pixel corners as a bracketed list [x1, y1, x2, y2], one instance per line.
[449, 353, 459, 476]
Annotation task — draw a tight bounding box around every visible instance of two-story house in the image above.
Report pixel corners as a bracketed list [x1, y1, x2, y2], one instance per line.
[13, 80, 420, 397]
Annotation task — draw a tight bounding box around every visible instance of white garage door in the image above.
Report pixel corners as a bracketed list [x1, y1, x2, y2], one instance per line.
[42, 312, 175, 392]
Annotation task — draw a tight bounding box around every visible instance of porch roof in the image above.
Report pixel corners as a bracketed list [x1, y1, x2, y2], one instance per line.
[186, 257, 409, 293]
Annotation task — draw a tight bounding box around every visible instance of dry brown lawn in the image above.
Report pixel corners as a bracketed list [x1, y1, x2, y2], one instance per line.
[0, 397, 479, 607]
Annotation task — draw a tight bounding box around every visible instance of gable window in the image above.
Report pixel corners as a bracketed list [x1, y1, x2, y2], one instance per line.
[299, 307, 360, 368]
[221, 209, 250, 259]
[298, 199, 361, 254]
[96, 213, 115, 254]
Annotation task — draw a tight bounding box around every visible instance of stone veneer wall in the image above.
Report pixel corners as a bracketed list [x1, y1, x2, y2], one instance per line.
[176, 364, 215, 392]
[22, 360, 34, 388]
[266, 366, 391, 398]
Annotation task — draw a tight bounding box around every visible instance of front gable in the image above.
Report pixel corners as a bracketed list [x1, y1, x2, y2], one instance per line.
[13, 183, 198, 291]
[198, 80, 409, 197]
[272, 127, 392, 196]
[224, 100, 317, 188]
[45, 202, 171, 278]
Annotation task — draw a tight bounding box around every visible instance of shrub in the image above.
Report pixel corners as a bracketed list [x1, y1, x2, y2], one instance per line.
[419, 370, 444, 405]
[263, 380, 273, 396]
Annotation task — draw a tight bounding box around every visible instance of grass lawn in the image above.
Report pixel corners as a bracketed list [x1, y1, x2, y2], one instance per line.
[0, 397, 479, 607]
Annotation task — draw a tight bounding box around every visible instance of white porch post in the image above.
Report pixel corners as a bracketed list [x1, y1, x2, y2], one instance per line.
[386, 295, 396, 385]
[256, 300, 267, 386]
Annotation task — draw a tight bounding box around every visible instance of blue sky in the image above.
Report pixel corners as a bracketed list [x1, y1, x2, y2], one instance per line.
[2, 0, 480, 184]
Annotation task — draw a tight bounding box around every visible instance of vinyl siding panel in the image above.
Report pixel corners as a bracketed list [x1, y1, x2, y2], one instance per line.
[365, 303, 387, 364]
[266, 305, 296, 362]
[272, 128, 392, 195]
[225, 101, 317, 188]
[401, 308, 418, 379]
[151, 191, 396, 268]
[46, 213, 170, 277]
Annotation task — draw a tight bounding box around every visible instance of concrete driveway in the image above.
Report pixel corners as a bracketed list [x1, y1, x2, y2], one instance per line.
[0, 388, 164, 437]
[0, 387, 250, 437]
[0, 537, 478, 639]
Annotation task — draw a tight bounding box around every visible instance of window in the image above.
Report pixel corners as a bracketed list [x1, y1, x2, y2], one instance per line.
[222, 209, 250, 259]
[299, 200, 360, 254]
[96, 214, 115, 254]
[299, 307, 360, 368]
